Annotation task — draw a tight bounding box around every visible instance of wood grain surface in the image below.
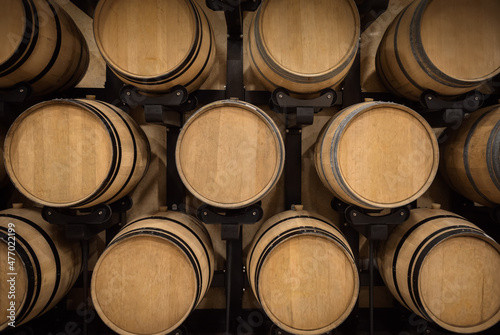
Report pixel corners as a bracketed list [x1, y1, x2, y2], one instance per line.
[91, 209, 214, 335]
[4, 99, 150, 208]
[376, 0, 500, 100]
[247, 0, 359, 95]
[176, 99, 284, 209]
[377, 208, 500, 333]
[247, 208, 359, 335]
[94, 0, 215, 93]
[315, 101, 439, 209]
[0, 0, 89, 95]
[0, 207, 82, 331]
[441, 104, 500, 207]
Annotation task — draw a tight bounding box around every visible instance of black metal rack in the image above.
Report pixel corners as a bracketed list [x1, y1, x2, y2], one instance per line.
[2, 0, 500, 334]
[41, 196, 132, 335]
[198, 204, 263, 335]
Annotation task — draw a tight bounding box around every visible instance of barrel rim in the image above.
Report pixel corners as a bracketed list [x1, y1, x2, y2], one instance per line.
[251, 0, 360, 79]
[175, 99, 285, 209]
[320, 101, 439, 209]
[93, 0, 199, 80]
[3, 99, 115, 207]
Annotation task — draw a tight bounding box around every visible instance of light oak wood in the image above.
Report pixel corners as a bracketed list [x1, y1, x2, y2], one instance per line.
[247, 0, 359, 95]
[0, 207, 82, 330]
[176, 99, 284, 209]
[4, 99, 150, 208]
[376, 0, 500, 101]
[315, 101, 438, 209]
[247, 209, 359, 335]
[377, 208, 500, 333]
[91, 210, 214, 335]
[94, 0, 215, 94]
[0, 0, 89, 95]
[440, 105, 500, 207]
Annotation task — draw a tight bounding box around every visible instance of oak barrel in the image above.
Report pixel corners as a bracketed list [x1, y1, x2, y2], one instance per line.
[247, 0, 360, 95]
[0, 206, 82, 330]
[376, 0, 500, 101]
[0, 0, 89, 96]
[91, 209, 214, 335]
[94, 0, 215, 94]
[176, 99, 284, 209]
[4, 99, 150, 208]
[314, 101, 439, 209]
[441, 105, 500, 207]
[377, 208, 500, 333]
[247, 208, 359, 335]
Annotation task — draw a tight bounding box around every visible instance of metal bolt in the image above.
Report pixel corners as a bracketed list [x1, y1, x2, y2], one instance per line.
[252, 211, 257, 216]
[426, 330, 430, 334]
[19, 88, 24, 93]
[47, 211, 52, 216]
[242, 288, 246, 292]
[352, 212, 357, 217]
[277, 331, 282, 335]
[400, 211, 405, 216]
[427, 96, 433, 100]
[203, 211, 208, 216]
[176, 91, 181, 96]
[278, 93, 284, 99]
[98, 210, 103, 216]
[327, 94, 332, 99]
[176, 332, 180, 335]
[240, 34, 243, 39]
[126, 91, 131, 96]
[474, 96, 479, 101]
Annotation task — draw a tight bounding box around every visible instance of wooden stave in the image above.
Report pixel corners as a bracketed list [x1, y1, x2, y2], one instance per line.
[0, 207, 82, 330]
[0, 0, 89, 96]
[377, 208, 500, 333]
[175, 99, 285, 209]
[314, 101, 439, 209]
[247, 0, 360, 95]
[247, 209, 359, 335]
[376, 0, 500, 101]
[93, 0, 215, 94]
[440, 105, 500, 207]
[3, 99, 150, 208]
[91, 210, 215, 335]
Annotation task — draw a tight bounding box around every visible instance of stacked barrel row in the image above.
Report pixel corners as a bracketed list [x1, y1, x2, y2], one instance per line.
[1, 0, 92, 331]
[1, 0, 500, 335]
